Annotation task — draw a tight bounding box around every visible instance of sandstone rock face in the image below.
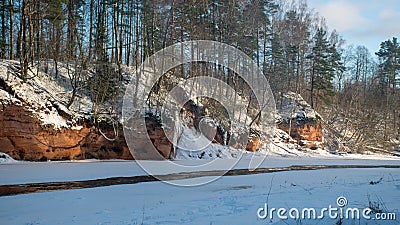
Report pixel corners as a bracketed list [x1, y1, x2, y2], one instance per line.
[142, 117, 172, 159]
[0, 103, 133, 161]
[0, 90, 324, 161]
[0, 83, 175, 161]
[277, 121, 323, 142]
[0, 66, 322, 161]
[245, 136, 260, 152]
[276, 92, 323, 144]
[0, 101, 175, 161]
[0, 106, 176, 161]
[0, 61, 175, 161]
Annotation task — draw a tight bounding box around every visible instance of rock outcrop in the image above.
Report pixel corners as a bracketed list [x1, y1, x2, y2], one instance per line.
[0, 99, 132, 160]
[0, 59, 325, 161]
[0, 89, 324, 160]
[0, 60, 175, 161]
[245, 136, 260, 152]
[0, 101, 176, 161]
[275, 92, 323, 149]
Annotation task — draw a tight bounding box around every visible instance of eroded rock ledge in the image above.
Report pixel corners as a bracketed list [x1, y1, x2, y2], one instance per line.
[0, 102, 132, 160]
[0, 92, 324, 161]
[0, 69, 323, 161]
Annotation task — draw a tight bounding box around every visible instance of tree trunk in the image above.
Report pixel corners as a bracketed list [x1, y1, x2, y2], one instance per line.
[19, 0, 28, 81]
[9, 0, 13, 59]
[1, 0, 5, 58]
[67, 0, 76, 60]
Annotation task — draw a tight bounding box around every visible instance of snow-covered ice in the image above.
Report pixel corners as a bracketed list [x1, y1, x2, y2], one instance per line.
[1, 152, 399, 185]
[0, 167, 399, 225]
[0, 150, 399, 224]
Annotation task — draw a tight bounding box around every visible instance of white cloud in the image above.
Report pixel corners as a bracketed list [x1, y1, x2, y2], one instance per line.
[307, 0, 400, 53]
[378, 9, 400, 20]
[311, 1, 369, 32]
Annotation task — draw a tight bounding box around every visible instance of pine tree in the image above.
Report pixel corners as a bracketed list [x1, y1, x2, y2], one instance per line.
[376, 37, 400, 90]
[375, 37, 400, 139]
[307, 28, 338, 109]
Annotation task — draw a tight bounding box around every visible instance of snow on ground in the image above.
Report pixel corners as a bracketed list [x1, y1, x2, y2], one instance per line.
[1, 152, 399, 185]
[175, 143, 241, 160]
[175, 126, 241, 160]
[0, 60, 77, 129]
[0, 150, 399, 224]
[0, 168, 399, 225]
[0, 153, 16, 164]
[0, 89, 22, 106]
[276, 91, 320, 122]
[0, 60, 127, 128]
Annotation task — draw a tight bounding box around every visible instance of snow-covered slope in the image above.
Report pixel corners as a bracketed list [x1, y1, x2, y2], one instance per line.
[0, 60, 76, 129]
[0, 152, 17, 163]
[0, 60, 132, 128]
[0, 60, 136, 160]
[0, 60, 397, 161]
[175, 126, 244, 159]
[276, 91, 320, 122]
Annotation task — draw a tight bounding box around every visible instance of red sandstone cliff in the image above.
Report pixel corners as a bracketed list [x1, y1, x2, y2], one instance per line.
[0, 60, 324, 161]
[275, 92, 323, 149]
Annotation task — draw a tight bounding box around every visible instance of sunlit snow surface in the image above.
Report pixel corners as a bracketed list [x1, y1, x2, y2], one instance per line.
[0, 167, 399, 225]
[0, 153, 399, 225]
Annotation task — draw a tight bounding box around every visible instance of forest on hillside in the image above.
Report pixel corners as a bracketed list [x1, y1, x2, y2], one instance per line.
[0, 0, 399, 153]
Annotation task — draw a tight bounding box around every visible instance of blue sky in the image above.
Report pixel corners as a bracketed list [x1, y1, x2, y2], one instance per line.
[307, 0, 400, 54]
